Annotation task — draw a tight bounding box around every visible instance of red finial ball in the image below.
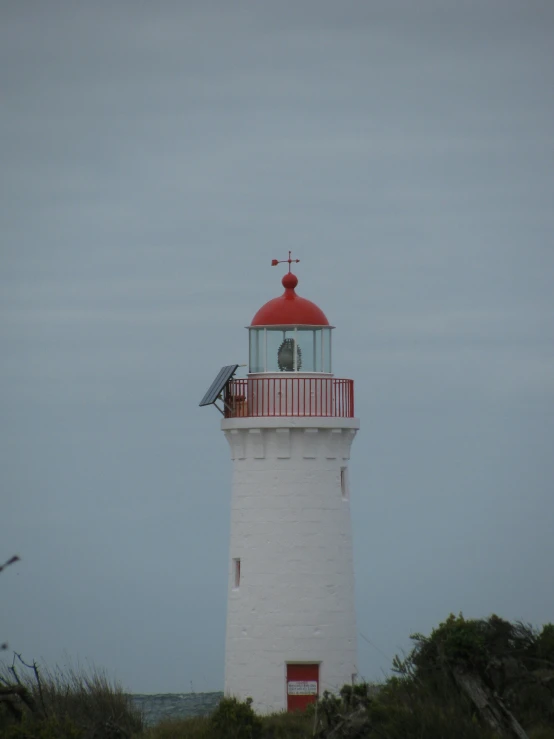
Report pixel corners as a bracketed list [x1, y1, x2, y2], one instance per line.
[282, 272, 298, 290]
[251, 256, 329, 326]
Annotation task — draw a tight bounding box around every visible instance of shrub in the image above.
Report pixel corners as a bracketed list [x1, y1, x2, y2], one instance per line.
[260, 710, 312, 738]
[210, 696, 262, 739]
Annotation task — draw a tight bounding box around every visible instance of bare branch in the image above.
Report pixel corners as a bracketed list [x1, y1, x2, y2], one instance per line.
[0, 685, 28, 697]
[1, 557, 20, 652]
[14, 652, 36, 671]
[0, 682, 37, 714]
[0, 556, 20, 573]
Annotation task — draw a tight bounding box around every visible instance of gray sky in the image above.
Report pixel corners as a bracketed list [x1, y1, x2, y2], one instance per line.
[1, 0, 553, 693]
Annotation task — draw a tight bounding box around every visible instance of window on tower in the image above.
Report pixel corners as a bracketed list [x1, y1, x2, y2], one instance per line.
[340, 467, 349, 501]
[233, 558, 241, 589]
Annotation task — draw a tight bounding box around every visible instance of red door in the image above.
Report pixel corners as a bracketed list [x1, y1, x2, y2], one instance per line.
[286, 663, 319, 712]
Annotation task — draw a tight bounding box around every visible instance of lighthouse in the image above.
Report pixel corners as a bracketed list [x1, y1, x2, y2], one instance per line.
[200, 254, 359, 714]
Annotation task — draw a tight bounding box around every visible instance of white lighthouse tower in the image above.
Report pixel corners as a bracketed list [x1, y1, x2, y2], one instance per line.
[200, 254, 359, 714]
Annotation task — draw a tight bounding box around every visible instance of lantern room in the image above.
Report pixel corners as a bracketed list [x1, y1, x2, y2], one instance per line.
[248, 270, 333, 374]
[199, 253, 354, 419]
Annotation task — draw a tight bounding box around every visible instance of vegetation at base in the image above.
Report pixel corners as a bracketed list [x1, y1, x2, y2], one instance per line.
[0, 656, 143, 738]
[142, 708, 313, 739]
[402, 614, 554, 732]
[1, 614, 553, 738]
[210, 696, 263, 738]
[144, 614, 554, 739]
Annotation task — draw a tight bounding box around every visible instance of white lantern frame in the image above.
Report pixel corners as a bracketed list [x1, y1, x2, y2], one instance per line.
[248, 326, 333, 374]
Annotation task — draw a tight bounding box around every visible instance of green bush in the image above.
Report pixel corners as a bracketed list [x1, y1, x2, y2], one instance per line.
[210, 696, 262, 739]
[368, 682, 496, 739]
[259, 710, 312, 738]
[313, 678, 495, 739]
[397, 613, 554, 731]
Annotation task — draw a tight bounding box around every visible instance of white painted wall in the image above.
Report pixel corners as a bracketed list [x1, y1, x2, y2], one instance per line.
[221, 415, 359, 714]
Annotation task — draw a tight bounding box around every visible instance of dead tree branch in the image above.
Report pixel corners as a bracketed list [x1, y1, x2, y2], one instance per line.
[451, 665, 529, 739]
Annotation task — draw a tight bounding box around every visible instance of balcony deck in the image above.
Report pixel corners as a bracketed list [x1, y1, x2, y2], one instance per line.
[224, 377, 354, 418]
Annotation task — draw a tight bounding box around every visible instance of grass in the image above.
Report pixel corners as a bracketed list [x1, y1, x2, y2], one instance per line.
[529, 729, 554, 739]
[0, 657, 143, 738]
[143, 711, 313, 739]
[143, 715, 213, 739]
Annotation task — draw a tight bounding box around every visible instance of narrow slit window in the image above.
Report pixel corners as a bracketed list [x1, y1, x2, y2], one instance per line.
[340, 467, 349, 501]
[233, 558, 241, 589]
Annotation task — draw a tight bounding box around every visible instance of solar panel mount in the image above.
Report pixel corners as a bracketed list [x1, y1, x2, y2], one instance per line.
[199, 364, 239, 414]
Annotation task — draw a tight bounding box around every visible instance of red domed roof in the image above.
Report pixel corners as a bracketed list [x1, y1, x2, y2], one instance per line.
[251, 272, 329, 326]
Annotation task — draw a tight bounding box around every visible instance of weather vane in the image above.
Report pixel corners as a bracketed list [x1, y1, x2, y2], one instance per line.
[271, 251, 300, 273]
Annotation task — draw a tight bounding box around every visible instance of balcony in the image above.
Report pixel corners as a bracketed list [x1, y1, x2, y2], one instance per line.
[223, 377, 354, 419]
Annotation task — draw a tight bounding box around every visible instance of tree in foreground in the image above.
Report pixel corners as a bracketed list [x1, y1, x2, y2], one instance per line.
[314, 614, 554, 739]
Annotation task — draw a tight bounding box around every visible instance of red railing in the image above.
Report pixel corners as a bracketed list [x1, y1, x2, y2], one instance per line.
[224, 377, 354, 418]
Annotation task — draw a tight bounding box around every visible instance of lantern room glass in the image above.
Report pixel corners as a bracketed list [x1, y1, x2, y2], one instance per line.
[248, 327, 332, 373]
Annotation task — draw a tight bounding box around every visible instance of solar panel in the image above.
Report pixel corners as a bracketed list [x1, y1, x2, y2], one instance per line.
[199, 364, 239, 407]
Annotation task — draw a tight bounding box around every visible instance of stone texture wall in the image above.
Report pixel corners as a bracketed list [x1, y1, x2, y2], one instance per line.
[221, 416, 359, 714]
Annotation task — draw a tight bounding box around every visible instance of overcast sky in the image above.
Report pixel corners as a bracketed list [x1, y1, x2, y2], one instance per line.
[1, 0, 553, 694]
